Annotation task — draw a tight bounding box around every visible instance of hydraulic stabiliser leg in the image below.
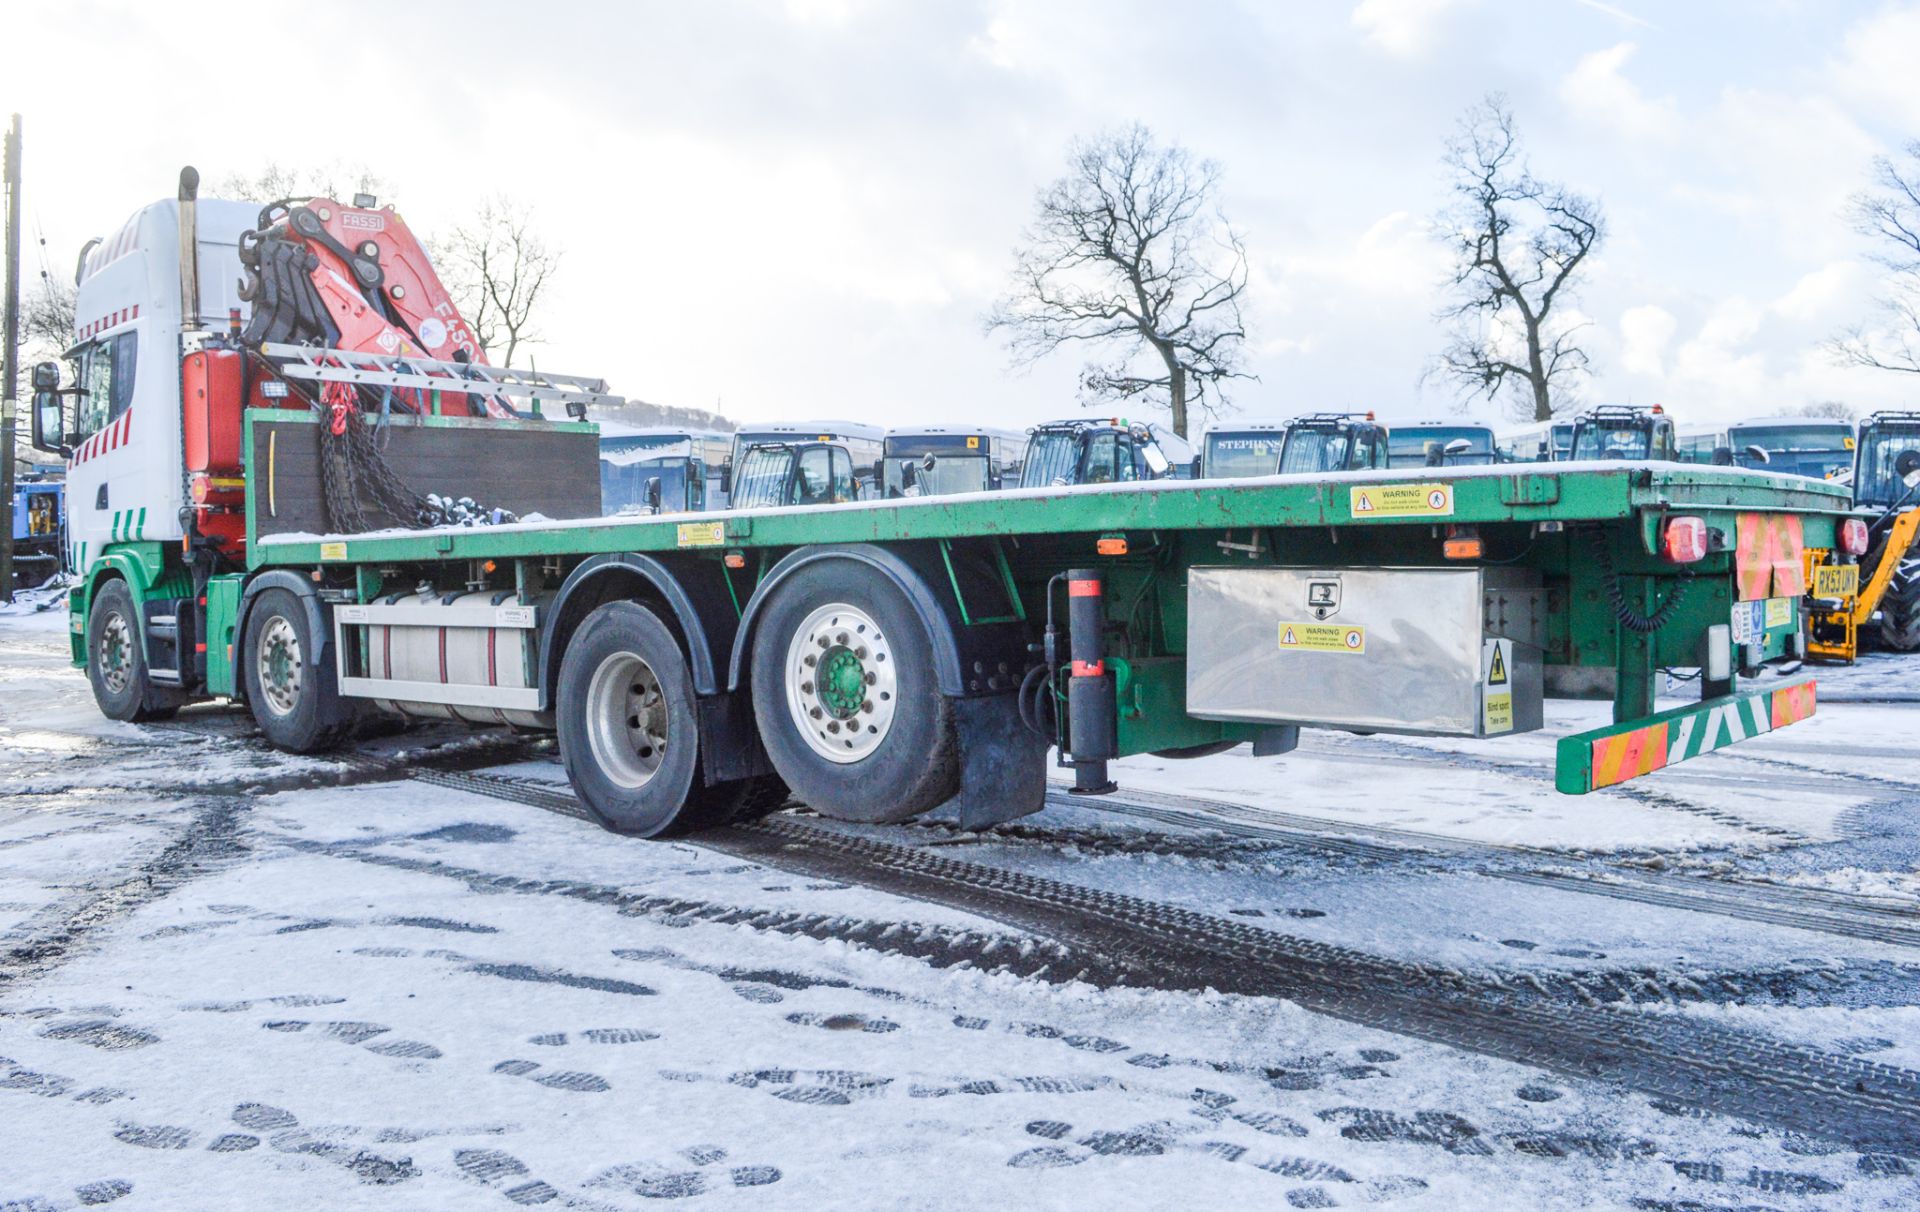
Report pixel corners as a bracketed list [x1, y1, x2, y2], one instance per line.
[1066, 568, 1117, 795]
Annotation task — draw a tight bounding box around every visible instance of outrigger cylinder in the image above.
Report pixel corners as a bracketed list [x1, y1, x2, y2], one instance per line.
[1066, 568, 1118, 795]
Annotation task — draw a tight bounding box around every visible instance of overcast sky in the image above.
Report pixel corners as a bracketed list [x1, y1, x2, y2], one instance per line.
[10, 0, 1920, 432]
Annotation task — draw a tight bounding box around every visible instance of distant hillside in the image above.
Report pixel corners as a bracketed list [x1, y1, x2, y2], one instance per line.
[589, 399, 735, 433]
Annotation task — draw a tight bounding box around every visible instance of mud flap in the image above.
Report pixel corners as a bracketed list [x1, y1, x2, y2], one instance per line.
[924, 693, 1048, 830]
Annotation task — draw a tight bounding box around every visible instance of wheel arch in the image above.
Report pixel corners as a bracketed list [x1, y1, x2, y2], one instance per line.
[234, 572, 333, 706]
[726, 544, 968, 697]
[74, 544, 184, 666]
[541, 553, 726, 705]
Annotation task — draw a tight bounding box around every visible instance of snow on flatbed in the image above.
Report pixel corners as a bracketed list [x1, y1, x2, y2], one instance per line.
[2, 616, 1917, 1208]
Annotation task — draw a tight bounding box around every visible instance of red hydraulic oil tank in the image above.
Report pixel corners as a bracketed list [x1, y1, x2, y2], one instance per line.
[183, 349, 245, 476]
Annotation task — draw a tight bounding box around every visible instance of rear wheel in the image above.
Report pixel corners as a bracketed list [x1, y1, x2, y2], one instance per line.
[86, 578, 183, 722]
[1878, 558, 1920, 652]
[243, 588, 356, 753]
[749, 562, 957, 823]
[559, 601, 783, 836]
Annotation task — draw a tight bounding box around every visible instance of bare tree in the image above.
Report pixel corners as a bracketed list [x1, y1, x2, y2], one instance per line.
[1432, 95, 1604, 423]
[1831, 141, 1920, 376]
[1792, 399, 1857, 421]
[986, 124, 1250, 438]
[215, 161, 389, 205]
[435, 198, 559, 367]
[21, 271, 74, 366]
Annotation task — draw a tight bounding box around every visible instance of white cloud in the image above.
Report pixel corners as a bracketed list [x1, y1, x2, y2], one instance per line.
[1830, 3, 1920, 130]
[1559, 42, 1678, 139]
[1619, 304, 1676, 376]
[1350, 0, 1470, 58]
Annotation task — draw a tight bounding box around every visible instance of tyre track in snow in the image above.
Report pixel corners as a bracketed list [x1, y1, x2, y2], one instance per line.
[352, 763, 1920, 1155]
[1050, 785, 1920, 950]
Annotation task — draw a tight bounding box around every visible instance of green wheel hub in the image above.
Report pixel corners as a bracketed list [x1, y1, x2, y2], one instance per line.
[784, 601, 900, 764]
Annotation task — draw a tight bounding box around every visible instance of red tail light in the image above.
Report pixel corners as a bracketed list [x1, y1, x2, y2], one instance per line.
[1841, 518, 1870, 556]
[1662, 515, 1709, 563]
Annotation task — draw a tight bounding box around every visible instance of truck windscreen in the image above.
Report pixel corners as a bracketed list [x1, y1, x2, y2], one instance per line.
[1727, 424, 1854, 479]
[1386, 427, 1494, 468]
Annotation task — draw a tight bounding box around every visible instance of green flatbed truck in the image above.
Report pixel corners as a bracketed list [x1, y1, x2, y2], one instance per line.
[32, 173, 1859, 838]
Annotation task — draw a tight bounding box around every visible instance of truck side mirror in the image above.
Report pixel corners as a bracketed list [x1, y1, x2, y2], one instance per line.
[31, 361, 61, 392]
[1444, 438, 1474, 457]
[718, 464, 732, 494]
[1896, 449, 1920, 484]
[31, 391, 70, 456]
[1711, 446, 1735, 466]
[898, 460, 917, 494]
[645, 476, 664, 514]
[1744, 444, 1771, 466]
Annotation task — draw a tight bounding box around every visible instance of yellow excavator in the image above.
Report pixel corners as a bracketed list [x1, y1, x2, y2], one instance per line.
[1806, 411, 1920, 662]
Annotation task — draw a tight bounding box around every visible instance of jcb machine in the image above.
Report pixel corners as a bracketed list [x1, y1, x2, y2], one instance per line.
[1806, 411, 1920, 660]
[1276, 412, 1387, 473]
[28, 169, 1865, 841]
[1017, 418, 1191, 487]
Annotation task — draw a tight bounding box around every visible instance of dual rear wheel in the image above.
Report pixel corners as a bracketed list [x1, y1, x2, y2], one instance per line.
[558, 563, 958, 835]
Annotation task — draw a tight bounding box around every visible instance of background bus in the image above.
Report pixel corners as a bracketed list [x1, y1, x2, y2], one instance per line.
[1725, 417, 1856, 479]
[1198, 420, 1289, 478]
[597, 423, 731, 515]
[881, 426, 1024, 496]
[1498, 420, 1576, 463]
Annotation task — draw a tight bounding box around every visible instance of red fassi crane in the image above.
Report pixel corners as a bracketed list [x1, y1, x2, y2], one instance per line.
[237, 194, 512, 419]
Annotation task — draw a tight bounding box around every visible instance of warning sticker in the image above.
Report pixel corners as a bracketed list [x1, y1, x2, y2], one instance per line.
[1482, 637, 1514, 734]
[319, 541, 348, 561]
[1764, 597, 1794, 630]
[1349, 482, 1454, 519]
[676, 521, 726, 548]
[1278, 622, 1367, 654]
[1813, 564, 1859, 599]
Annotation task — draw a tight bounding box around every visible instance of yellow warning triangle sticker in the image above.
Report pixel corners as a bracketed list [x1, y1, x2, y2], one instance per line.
[1281, 627, 1298, 646]
[1488, 644, 1508, 685]
[1355, 492, 1374, 512]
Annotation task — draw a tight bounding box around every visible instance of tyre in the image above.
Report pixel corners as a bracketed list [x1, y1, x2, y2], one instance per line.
[85, 578, 183, 722]
[243, 587, 356, 753]
[749, 562, 957, 823]
[1878, 558, 1920, 652]
[1151, 740, 1241, 759]
[558, 601, 783, 836]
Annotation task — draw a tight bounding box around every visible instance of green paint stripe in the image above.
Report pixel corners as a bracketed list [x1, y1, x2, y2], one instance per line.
[135, 507, 146, 541]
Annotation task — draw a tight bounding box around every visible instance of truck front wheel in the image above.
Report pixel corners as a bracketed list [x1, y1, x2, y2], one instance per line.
[243, 588, 355, 753]
[86, 579, 183, 723]
[749, 562, 957, 822]
[559, 601, 783, 836]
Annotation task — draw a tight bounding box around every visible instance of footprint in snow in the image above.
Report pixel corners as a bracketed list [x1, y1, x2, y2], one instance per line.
[492, 1059, 611, 1093]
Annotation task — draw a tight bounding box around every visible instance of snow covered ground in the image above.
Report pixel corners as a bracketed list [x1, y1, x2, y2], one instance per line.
[3, 613, 1918, 1209]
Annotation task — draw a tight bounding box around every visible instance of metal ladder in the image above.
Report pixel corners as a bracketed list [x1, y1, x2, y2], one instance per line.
[259, 343, 626, 418]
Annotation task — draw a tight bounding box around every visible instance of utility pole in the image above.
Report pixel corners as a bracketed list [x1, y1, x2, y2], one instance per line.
[1, 114, 21, 603]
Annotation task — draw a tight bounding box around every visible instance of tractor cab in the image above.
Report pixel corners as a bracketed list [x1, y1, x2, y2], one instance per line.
[1018, 418, 1192, 488]
[1277, 412, 1387, 474]
[728, 440, 867, 509]
[1851, 413, 1920, 511]
[1569, 405, 1677, 462]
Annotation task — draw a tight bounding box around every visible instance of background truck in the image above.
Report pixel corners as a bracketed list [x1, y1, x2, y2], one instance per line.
[29, 170, 1857, 842]
[9, 476, 64, 589]
[1384, 421, 1497, 469]
[1569, 404, 1679, 461]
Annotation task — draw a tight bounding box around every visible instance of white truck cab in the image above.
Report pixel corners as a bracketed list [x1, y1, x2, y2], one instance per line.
[57, 194, 257, 573]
